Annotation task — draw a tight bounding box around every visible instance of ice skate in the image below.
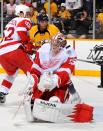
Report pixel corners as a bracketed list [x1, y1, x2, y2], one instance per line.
[0, 92, 6, 104]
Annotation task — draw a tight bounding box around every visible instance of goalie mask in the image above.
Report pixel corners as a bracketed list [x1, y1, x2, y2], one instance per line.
[51, 33, 67, 49]
[15, 5, 30, 17]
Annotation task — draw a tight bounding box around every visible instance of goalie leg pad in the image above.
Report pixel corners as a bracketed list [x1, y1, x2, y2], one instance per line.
[32, 98, 76, 123]
[32, 99, 94, 123]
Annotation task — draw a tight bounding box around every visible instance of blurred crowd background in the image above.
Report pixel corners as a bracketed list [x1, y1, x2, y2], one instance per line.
[0, 0, 103, 39]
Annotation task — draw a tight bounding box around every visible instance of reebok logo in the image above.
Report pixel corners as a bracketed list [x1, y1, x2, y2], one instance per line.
[40, 101, 56, 108]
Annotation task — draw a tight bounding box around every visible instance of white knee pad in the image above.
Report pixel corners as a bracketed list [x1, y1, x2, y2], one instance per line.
[49, 96, 61, 103]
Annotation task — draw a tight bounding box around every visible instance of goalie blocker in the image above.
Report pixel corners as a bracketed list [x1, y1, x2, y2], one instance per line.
[24, 98, 93, 123]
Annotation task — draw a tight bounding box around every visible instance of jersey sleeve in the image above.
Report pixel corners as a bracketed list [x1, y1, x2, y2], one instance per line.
[16, 19, 32, 44]
[55, 48, 77, 87]
[29, 26, 36, 42]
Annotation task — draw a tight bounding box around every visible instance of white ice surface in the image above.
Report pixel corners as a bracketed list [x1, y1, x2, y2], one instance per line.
[0, 74, 103, 131]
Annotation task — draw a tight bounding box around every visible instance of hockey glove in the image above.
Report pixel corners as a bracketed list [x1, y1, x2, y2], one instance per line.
[24, 42, 37, 55]
[38, 73, 59, 92]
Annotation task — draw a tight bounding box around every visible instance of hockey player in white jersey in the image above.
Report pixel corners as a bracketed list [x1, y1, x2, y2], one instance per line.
[0, 5, 37, 103]
[23, 33, 93, 123]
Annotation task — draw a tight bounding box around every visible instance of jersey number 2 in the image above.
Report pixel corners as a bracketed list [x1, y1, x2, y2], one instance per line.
[5, 27, 14, 40]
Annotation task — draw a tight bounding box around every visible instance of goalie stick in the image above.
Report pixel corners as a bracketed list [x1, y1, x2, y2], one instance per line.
[12, 72, 43, 120]
[12, 91, 29, 120]
[12, 72, 33, 119]
[77, 59, 100, 65]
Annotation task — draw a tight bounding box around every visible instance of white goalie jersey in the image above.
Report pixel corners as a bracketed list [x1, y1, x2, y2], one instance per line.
[32, 43, 77, 86]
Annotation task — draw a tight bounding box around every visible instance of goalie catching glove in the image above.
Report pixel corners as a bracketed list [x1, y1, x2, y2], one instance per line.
[38, 72, 59, 92]
[23, 41, 38, 55]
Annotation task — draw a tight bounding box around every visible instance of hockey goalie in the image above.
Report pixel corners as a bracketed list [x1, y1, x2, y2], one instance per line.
[23, 33, 94, 123]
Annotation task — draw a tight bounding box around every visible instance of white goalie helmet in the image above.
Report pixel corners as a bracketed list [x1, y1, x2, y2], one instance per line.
[51, 33, 67, 48]
[15, 5, 30, 17]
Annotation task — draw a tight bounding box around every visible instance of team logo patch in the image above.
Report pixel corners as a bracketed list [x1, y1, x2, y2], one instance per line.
[87, 45, 103, 63]
[25, 21, 31, 29]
